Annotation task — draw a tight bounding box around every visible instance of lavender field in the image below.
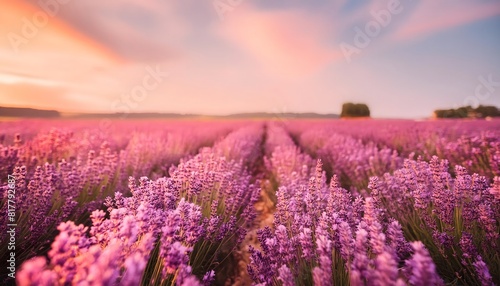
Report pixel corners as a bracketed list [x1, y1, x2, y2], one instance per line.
[1, 119, 499, 286]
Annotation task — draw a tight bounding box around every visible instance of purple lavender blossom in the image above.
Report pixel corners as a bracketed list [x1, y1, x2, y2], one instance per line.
[473, 256, 495, 286]
[17, 257, 57, 286]
[351, 228, 372, 286]
[161, 241, 192, 277]
[386, 219, 411, 262]
[298, 227, 314, 260]
[278, 265, 295, 286]
[405, 242, 444, 286]
[313, 228, 333, 286]
[373, 250, 399, 286]
[202, 270, 215, 286]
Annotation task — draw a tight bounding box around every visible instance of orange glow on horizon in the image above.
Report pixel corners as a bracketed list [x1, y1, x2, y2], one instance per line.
[2, 0, 123, 64]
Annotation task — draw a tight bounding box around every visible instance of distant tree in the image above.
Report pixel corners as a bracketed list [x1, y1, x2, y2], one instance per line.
[456, 106, 471, 118]
[341, 103, 370, 118]
[434, 105, 499, 119]
[476, 105, 500, 117]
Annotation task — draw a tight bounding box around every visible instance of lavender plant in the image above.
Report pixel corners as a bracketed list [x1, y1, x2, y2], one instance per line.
[2, 118, 499, 285]
[15, 123, 264, 285]
[369, 156, 499, 284]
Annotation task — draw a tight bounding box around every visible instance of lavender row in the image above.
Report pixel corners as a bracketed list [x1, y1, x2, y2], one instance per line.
[16, 124, 265, 285]
[264, 122, 315, 188]
[287, 121, 499, 284]
[0, 142, 120, 266]
[0, 120, 239, 179]
[249, 124, 443, 286]
[4, 119, 499, 285]
[291, 125, 402, 192]
[288, 119, 500, 178]
[0, 120, 239, 276]
[368, 157, 499, 284]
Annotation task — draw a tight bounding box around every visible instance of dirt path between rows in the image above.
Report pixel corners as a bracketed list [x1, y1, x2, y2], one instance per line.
[232, 184, 275, 286]
[230, 124, 277, 286]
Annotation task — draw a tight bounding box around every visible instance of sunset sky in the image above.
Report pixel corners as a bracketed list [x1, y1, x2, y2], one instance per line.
[1, 0, 500, 118]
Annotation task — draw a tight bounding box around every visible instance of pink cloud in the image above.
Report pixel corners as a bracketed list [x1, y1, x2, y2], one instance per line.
[392, 1, 500, 41]
[35, 0, 193, 62]
[215, 5, 343, 77]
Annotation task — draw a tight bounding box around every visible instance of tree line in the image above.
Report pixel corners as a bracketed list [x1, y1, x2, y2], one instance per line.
[434, 105, 500, 118]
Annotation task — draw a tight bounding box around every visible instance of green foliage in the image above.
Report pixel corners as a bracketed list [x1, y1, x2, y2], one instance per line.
[340, 103, 371, 118]
[434, 105, 500, 118]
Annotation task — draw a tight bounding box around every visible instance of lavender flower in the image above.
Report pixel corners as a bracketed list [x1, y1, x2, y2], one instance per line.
[405, 242, 443, 286]
[298, 227, 314, 260]
[313, 230, 333, 286]
[122, 252, 148, 286]
[489, 177, 500, 201]
[161, 242, 192, 277]
[17, 257, 57, 286]
[202, 270, 215, 286]
[338, 220, 353, 262]
[459, 232, 478, 261]
[351, 228, 372, 286]
[386, 220, 411, 262]
[473, 256, 494, 286]
[373, 250, 399, 286]
[278, 265, 295, 286]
